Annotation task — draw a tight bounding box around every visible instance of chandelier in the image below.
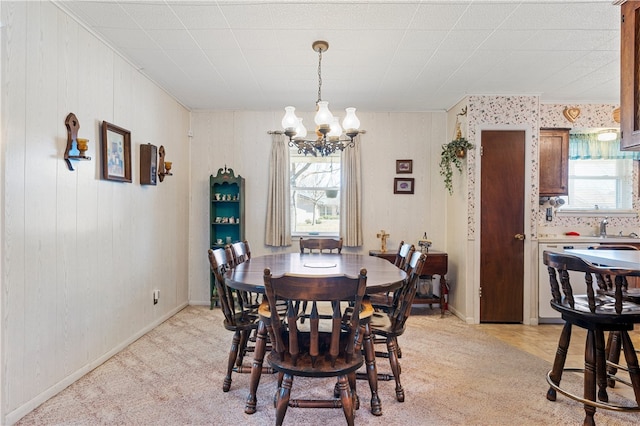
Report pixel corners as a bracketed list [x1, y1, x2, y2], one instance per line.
[281, 40, 361, 157]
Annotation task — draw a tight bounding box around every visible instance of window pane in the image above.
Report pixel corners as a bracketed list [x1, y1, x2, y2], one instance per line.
[564, 159, 633, 210]
[290, 152, 340, 234]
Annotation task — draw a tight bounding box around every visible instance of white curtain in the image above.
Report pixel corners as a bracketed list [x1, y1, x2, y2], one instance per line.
[265, 133, 291, 246]
[340, 136, 363, 246]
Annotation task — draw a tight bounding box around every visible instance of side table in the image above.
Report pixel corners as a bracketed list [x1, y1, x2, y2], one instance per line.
[369, 249, 448, 316]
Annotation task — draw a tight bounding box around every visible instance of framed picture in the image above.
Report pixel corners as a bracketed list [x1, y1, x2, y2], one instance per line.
[396, 159, 413, 174]
[101, 121, 132, 182]
[394, 178, 415, 194]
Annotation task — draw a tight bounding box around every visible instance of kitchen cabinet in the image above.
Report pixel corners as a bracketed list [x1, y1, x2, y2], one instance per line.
[620, 1, 640, 150]
[539, 128, 569, 196]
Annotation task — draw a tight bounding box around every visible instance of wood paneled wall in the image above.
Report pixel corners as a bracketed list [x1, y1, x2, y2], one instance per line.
[1, 2, 190, 423]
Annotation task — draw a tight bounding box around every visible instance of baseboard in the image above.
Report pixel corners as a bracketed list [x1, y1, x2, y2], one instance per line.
[4, 302, 188, 426]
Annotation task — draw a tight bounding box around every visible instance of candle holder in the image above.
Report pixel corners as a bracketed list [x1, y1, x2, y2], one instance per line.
[158, 145, 173, 182]
[64, 113, 92, 171]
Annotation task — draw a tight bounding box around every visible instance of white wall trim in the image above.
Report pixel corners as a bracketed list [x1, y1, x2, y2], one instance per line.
[5, 303, 188, 426]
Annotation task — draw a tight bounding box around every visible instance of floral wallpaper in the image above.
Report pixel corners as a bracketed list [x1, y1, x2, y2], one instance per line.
[539, 104, 619, 129]
[463, 98, 639, 240]
[467, 96, 539, 240]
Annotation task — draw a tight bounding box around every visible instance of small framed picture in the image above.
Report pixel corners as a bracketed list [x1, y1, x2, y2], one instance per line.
[394, 178, 415, 194]
[101, 121, 132, 182]
[396, 159, 413, 174]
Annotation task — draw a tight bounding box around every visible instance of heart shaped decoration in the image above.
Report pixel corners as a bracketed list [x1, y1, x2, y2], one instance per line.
[613, 107, 620, 123]
[563, 107, 581, 123]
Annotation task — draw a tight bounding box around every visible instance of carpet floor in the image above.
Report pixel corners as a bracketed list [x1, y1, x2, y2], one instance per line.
[16, 305, 639, 425]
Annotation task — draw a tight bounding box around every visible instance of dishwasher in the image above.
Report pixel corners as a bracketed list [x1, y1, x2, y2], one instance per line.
[538, 242, 599, 322]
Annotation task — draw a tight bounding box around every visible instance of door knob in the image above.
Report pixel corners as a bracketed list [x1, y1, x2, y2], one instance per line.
[514, 233, 525, 241]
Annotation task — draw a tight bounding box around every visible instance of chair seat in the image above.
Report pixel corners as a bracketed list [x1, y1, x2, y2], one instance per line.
[551, 297, 640, 326]
[368, 312, 407, 337]
[222, 311, 259, 332]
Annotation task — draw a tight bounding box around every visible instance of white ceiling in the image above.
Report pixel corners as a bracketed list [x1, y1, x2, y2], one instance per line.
[55, 0, 622, 112]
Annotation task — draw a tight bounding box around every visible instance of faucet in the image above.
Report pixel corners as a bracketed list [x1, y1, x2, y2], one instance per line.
[599, 216, 608, 237]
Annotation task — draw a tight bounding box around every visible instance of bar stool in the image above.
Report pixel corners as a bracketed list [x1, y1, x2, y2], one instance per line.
[543, 250, 640, 425]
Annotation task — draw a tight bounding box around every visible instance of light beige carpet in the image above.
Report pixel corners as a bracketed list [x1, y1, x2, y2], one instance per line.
[16, 306, 639, 425]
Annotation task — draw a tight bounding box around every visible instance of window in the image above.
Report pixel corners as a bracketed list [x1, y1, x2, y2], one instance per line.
[564, 158, 633, 210]
[290, 150, 340, 235]
[559, 132, 639, 212]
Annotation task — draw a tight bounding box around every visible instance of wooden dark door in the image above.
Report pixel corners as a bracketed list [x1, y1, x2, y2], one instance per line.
[480, 130, 525, 323]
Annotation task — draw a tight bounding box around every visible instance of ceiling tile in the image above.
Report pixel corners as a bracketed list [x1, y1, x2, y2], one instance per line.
[58, 0, 622, 111]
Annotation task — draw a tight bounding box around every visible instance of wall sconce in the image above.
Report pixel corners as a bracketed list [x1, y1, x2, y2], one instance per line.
[158, 145, 173, 182]
[64, 112, 91, 171]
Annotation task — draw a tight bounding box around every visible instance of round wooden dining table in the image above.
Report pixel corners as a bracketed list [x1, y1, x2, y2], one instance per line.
[224, 252, 407, 416]
[225, 252, 407, 294]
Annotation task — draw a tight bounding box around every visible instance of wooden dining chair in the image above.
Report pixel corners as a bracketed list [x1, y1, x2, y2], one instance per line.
[369, 243, 415, 309]
[207, 248, 272, 392]
[362, 250, 426, 402]
[542, 250, 640, 426]
[299, 237, 343, 253]
[228, 241, 259, 309]
[260, 267, 369, 426]
[230, 240, 251, 265]
[394, 241, 413, 269]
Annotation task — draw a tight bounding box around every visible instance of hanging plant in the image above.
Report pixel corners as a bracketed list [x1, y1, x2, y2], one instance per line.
[439, 137, 475, 195]
[325, 189, 338, 198]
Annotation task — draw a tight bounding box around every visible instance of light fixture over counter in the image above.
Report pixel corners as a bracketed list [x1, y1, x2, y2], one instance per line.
[281, 40, 361, 157]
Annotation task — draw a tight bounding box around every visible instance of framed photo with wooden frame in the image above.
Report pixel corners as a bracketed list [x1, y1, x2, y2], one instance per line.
[396, 159, 413, 174]
[394, 177, 415, 194]
[101, 121, 132, 182]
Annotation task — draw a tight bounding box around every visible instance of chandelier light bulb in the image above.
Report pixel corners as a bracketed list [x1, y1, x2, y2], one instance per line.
[342, 107, 360, 133]
[314, 101, 333, 131]
[282, 106, 299, 133]
[294, 118, 307, 140]
[328, 117, 342, 141]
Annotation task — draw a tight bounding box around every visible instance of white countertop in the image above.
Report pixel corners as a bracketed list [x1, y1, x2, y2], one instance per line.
[565, 249, 640, 269]
[537, 235, 640, 244]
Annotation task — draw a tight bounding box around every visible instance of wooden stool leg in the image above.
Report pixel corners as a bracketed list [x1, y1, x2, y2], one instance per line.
[548, 322, 572, 401]
[348, 371, 359, 411]
[361, 323, 382, 416]
[620, 330, 640, 404]
[605, 331, 622, 388]
[274, 373, 292, 426]
[337, 374, 355, 426]
[595, 329, 609, 403]
[224, 330, 241, 392]
[236, 329, 249, 367]
[386, 336, 405, 402]
[583, 329, 597, 426]
[245, 320, 268, 414]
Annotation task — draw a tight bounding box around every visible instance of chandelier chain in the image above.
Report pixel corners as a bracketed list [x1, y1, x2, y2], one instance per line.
[317, 48, 323, 104]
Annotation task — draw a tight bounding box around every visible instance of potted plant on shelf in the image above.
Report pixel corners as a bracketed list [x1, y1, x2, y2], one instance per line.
[439, 133, 474, 195]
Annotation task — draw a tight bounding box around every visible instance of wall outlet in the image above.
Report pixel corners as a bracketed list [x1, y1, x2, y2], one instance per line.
[545, 207, 553, 222]
[153, 289, 160, 305]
